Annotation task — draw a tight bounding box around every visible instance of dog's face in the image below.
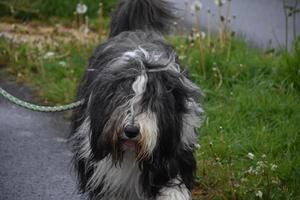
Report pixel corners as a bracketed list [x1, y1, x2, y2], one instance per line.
[84, 33, 202, 164]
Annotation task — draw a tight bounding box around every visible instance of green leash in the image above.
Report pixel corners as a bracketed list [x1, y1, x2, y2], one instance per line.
[0, 87, 84, 112]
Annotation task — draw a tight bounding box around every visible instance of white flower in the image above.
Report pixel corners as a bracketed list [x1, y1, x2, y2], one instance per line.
[44, 52, 55, 59]
[76, 3, 88, 14]
[247, 166, 255, 174]
[191, 0, 202, 12]
[58, 61, 67, 67]
[200, 31, 206, 39]
[256, 161, 266, 172]
[195, 143, 201, 149]
[240, 178, 248, 183]
[20, 37, 28, 43]
[255, 190, 263, 198]
[215, 0, 226, 7]
[246, 152, 255, 160]
[271, 164, 278, 171]
[257, 161, 265, 167]
[179, 55, 186, 60]
[271, 178, 279, 184]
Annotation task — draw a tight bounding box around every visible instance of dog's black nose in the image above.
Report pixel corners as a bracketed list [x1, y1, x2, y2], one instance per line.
[124, 126, 140, 138]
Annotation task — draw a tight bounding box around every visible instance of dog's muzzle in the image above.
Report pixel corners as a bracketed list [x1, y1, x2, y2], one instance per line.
[122, 125, 140, 150]
[124, 125, 140, 139]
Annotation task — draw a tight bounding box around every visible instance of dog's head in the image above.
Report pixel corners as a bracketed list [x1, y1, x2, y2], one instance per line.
[83, 32, 203, 164]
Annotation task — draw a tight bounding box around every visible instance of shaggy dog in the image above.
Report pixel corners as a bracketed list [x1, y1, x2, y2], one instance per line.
[70, 0, 203, 199]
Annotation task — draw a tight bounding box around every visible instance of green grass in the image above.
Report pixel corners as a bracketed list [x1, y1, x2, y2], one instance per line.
[1, 29, 300, 199]
[169, 36, 300, 199]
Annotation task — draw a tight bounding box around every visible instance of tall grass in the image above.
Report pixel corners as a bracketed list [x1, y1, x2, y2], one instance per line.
[276, 39, 300, 91]
[0, 38, 94, 103]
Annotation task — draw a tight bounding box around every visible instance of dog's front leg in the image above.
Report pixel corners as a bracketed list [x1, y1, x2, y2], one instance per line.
[156, 179, 192, 200]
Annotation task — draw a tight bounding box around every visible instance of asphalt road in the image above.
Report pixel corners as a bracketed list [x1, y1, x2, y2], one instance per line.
[0, 80, 85, 200]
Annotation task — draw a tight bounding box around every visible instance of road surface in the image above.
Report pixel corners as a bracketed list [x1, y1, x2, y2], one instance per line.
[0, 79, 85, 200]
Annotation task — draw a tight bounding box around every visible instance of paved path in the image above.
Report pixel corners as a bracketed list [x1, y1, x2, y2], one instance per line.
[0, 79, 85, 200]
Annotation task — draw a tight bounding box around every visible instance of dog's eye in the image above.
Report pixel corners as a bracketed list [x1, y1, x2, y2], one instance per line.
[165, 85, 174, 93]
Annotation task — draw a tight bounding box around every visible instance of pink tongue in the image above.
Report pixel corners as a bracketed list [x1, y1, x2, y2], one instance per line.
[123, 140, 136, 149]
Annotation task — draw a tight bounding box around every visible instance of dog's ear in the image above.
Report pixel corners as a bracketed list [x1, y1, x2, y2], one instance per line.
[88, 92, 114, 160]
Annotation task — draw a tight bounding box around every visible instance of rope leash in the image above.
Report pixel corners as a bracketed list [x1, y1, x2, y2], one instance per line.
[0, 87, 84, 112]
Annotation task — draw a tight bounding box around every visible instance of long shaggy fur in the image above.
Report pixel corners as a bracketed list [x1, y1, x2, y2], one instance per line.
[70, 0, 203, 199]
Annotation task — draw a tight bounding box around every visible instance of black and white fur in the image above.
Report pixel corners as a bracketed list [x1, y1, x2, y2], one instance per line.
[70, 0, 203, 199]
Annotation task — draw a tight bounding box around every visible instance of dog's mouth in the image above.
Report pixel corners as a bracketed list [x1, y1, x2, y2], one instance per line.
[121, 139, 137, 150]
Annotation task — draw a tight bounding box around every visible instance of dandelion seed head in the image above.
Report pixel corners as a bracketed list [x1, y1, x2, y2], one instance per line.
[191, 0, 202, 12]
[76, 3, 88, 14]
[215, 0, 226, 7]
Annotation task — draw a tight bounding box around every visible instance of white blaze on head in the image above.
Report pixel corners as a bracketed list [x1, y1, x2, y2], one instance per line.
[130, 74, 159, 160]
[130, 73, 148, 120]
[132, 74, 148, 95]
